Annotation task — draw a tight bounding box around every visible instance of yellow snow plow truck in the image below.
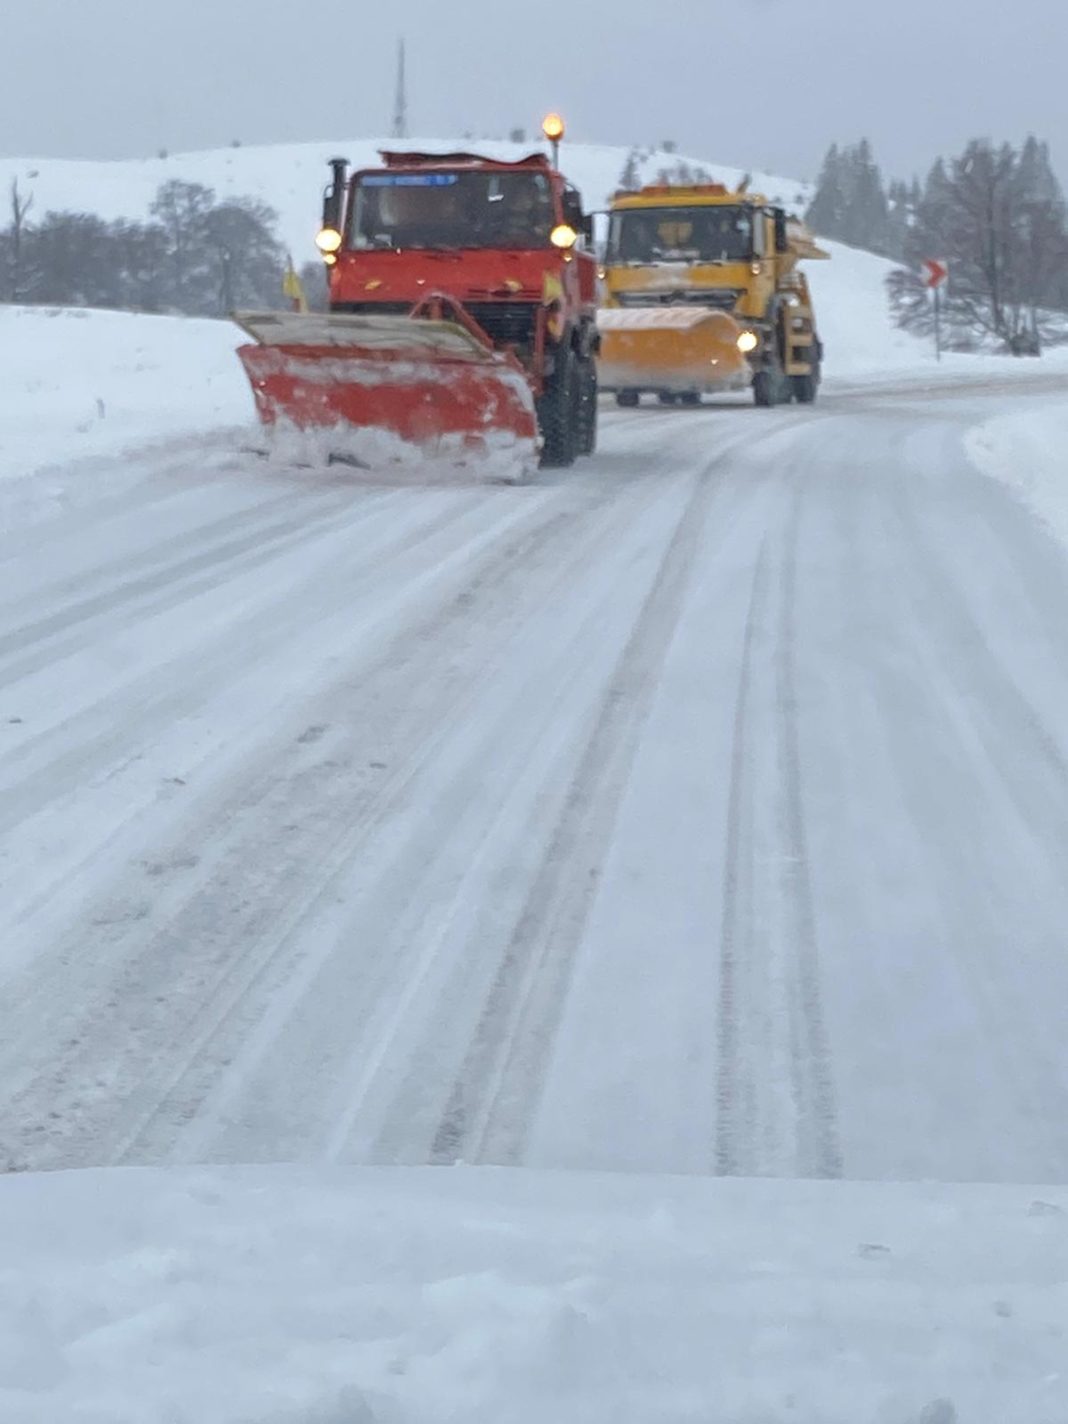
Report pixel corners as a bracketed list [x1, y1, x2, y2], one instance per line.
[598, 183, 829, 407]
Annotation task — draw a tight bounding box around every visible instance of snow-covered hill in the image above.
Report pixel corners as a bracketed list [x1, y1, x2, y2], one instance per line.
[0, 134, 935, 381]
[0, 137, 811, 261]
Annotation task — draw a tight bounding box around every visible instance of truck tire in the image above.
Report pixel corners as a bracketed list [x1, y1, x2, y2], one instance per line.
[577, 356, 598, 456]
[615, 390, 639, 408]
[658, 392, 679, 406]
[753, 370, 777, 407]
[755, 302, 789, 408]
[792, 371, 818, 404]
[679, 391, 701, 407]
[538, 346, 579, 469]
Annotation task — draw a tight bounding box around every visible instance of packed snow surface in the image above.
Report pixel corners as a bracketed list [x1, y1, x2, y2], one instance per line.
[1, 1165, 1066, 1424]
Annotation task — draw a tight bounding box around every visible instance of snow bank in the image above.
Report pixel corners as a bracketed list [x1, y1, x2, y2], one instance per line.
[816, 239, 929, 377]
[1, 1165, 1066, 1424]
[967, 400, 1068, 551]
[0, 305, 250, 486]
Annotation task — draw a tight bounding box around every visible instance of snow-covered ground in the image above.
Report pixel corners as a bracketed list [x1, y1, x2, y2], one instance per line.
[3, 1165, 1066, 1424]
[967, 401, 1068, 555]
[4, 136, 1068, 1424]
[3, 371, 1068, 1417]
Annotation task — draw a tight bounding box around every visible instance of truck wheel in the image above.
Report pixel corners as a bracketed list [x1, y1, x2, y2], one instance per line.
[679, 392, 701, 407]
[615, 390, 640, 409]
[658, 392, 679, 406]
[577, 356, 598, 456]
[753, 370, 777, 407]
[792, 371, 818, 404]
[538, 347, 579, 469]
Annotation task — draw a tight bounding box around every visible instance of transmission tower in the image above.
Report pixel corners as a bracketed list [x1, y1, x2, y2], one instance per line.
[392, 39, 409, 140]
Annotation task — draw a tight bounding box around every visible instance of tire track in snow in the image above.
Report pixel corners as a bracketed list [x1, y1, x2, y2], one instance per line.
[162, 471, 690, 1169]
[0, 483, 657, 1169]
[0, 490, 373, 685]
[714, 480, 842, 1180]
[427, 465, 722, 1167]
[0, 488, 514, 835]
[775, 483, 844, 1179]
[714, 541, 769, 1178]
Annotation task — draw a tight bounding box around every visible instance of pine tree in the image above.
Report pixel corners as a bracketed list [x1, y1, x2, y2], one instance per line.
[886, 179, 913, 260]
[806, 144, 845, 237]
[807, 140, 896, 255]
[618, 149, 641, 192]
[848, 139, 890, 253]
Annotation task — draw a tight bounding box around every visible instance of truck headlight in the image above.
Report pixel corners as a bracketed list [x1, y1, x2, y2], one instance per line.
[316, 227, 343, 255]
[737, 330, 759, 353]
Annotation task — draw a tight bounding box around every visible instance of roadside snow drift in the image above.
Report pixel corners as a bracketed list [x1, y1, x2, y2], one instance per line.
[1, 1165, 1066, 1424]
[967, 401, 1068, 554]
[0, 305, 249, 487]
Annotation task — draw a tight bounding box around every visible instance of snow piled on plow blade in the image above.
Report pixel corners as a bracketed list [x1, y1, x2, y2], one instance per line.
[235, 309, 540, 481]
[256, 419, 538, 485]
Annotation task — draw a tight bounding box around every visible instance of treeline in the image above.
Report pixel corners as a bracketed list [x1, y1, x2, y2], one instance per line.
[0, 178, 320, 316]
[617, 147, 718, 191]
[807, 136, 1068, 352]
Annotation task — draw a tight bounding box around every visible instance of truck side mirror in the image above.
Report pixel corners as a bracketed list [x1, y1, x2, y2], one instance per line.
[323, 157, 348, 233]
[562, 188, 585, 232]
[774, 209, 789, 254]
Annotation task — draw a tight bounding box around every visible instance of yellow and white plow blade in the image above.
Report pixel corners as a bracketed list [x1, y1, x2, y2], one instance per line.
[597, 306, 752, 394]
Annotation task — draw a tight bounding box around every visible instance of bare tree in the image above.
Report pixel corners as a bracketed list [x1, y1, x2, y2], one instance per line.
[150, 179, 216, 312]
[888, 138, 1068, 352]
[201, 197, 285, 315]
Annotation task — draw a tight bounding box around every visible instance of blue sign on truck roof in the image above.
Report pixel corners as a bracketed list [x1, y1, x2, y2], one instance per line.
[361, 174, 459, 187]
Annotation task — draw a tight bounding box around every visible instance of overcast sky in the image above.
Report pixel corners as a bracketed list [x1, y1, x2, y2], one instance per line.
[5, 0, 1067, 185]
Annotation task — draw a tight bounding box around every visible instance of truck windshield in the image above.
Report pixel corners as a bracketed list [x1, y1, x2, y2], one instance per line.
[608, 206, 753, 263]
[351, 170, 555, 251]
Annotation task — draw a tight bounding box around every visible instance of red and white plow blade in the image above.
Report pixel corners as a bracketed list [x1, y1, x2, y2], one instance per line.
[234, 310, 538, 458]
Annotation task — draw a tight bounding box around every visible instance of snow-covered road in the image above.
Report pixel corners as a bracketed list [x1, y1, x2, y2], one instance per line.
[3, 380, 1068, 1184]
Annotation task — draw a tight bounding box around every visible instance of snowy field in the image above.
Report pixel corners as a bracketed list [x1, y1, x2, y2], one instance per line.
[4, 137, 1068, 1424]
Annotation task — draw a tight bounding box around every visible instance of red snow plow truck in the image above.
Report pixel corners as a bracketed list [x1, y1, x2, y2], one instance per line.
[235, 140, 600, 470]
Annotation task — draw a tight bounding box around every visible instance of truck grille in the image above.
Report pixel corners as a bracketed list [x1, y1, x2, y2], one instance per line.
[333, 302, 411, 316]
[464, 302, 538, 350]
[617, 288, 744, 311]
[333, 299, 538, 351]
